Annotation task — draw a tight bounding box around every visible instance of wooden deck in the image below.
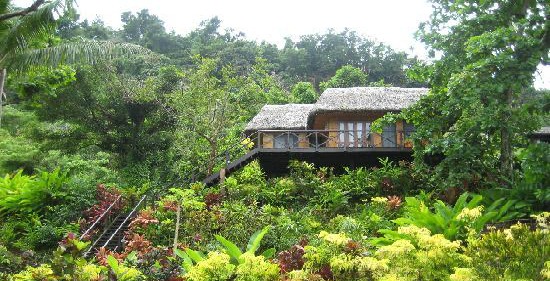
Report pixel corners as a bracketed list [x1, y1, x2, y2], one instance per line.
[203, 146, 413, 186]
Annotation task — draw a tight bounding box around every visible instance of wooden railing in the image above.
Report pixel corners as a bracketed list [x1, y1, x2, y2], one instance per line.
[255, 129, 413, 149]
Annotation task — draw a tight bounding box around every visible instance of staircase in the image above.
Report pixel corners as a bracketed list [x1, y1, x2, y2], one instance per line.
[203, 148, 260, 186]
[82, 195, 147, 257]
[81, 135, 257, 256]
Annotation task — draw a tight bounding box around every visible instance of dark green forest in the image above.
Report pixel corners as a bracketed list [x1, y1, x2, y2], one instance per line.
[0, 1, 548, 280]
[2, 8, 427, 183]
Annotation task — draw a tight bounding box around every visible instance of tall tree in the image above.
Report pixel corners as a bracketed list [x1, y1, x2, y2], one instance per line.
[319, 65, 368, 92]
[279, 29, 418, 88]
[0, 0, 144, 126]
[170, 57, 289, 176]
[404, 0, 549, 186]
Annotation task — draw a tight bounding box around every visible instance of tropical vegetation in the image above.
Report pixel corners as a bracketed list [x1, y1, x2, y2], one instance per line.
[0, 0, 548, 280]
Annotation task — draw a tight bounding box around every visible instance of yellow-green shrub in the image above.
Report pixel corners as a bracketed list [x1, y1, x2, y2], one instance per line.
[303, 227, 469, 280]
[234, 252, 279, 281]
[465, 219, 549, 280]
[185, 252, 235, 281]
[11, 264, 56, 281]
[375, 225, 470, 280]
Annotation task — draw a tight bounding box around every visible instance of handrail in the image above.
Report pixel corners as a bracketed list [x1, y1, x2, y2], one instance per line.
[254, 129, 413, 149]
[100, 195, 147, 249]
[80, 194, 122, 240]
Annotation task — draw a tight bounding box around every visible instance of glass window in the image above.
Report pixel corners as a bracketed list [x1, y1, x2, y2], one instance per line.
[382, 124, 396, 147]
[338, 121, 372, 148]
[274, 133, 298, 148]
[348, 122, 355, 147]
[339, 122, 345, 146]
[357, 122, 363, 147]
[364, 122, 371, 146]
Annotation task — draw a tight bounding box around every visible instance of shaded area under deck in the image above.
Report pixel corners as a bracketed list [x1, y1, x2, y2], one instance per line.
[203, 147, 413, 186]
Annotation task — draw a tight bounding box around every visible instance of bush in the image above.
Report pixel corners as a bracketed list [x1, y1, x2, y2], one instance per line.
[185, 252, 235, 281]
[302, 226, 470, 280]
[0, 169, 69, 218]
[235, 252, 279, 281]
[385, 192, 526, 241]
[465, 218, 549, 280]
[0, 244, 23, 275]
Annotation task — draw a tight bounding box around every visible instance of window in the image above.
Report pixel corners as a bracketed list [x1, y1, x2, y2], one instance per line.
[338, 121, 371, 147]
[403, 121, 415, 138]
[382, 124, 396, 147]
[274, 133, 299, 148]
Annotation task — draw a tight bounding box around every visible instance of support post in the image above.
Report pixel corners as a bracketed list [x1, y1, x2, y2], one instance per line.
[173, 202, 181, 257]
[219, 168, 226, 184]
[0, 69, 6, 128]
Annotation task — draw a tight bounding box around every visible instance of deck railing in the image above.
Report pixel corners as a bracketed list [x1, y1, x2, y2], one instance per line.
[255, 129, 413, 150]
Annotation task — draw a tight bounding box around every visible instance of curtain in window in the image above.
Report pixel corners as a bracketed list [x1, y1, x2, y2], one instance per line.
[274, 133, 298, 148]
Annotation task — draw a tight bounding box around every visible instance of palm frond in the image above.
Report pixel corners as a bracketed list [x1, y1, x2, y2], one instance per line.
[0, 0, 68, 54]
[3, 40, 152, 71]
[0, 0, 10, 15]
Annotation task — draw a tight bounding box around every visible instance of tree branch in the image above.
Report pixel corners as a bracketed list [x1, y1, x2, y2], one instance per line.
[0, 0, 46, 22]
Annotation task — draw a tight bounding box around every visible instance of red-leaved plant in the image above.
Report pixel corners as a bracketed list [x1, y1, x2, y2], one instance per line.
[128, 209, 159, 232]
[204, 192, 223, 210]
[278, 239, 308, 273]
[82, 184, 124, 234]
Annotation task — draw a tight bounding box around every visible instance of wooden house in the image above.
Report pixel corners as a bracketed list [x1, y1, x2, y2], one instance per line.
[204, 87, 428, 184]
[245, 87, 427, 150]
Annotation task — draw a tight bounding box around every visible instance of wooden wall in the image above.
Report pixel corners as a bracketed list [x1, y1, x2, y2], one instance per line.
[258, 111, 411, 149]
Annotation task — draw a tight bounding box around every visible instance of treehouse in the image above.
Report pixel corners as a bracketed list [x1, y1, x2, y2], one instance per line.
[204, 87, 429, 185]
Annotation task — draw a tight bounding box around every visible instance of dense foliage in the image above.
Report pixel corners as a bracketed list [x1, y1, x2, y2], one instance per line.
[0, 0, 548, 280]
[2, 161, 548, 280]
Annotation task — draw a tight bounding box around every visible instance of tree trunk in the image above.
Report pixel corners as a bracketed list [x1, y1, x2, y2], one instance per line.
[499, 89, 513, 184]
[207, 141, 217, 175]
[0, 68, 6, 128]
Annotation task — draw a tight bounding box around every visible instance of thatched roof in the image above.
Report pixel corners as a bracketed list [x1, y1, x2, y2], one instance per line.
[531, 126, 550, 136]
[245, 104, 316, 131]
[315, 87, 429, 112]
[245, 87, 429, 131]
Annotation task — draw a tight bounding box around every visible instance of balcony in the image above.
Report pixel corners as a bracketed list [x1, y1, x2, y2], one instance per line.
[203, 129, 415, 185]
[255, 129, 413, 151]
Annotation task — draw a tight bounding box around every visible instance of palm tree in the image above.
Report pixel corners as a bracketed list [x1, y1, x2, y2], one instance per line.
[0, 0, 147, 126]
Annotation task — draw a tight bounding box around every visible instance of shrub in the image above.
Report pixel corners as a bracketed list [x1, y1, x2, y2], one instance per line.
[386, 192, 526, 241]
[0, 169, 69, 217]
[277, 240, 307, 273]
[374, 225, 469, 280]
[303, 227, 470, 280]
[465, 219, 549, 280]
[234, 252, 279, 281]
[0, 244, 23, 275]
[185, 252, 235, 281]
[11, 264, 57, 281]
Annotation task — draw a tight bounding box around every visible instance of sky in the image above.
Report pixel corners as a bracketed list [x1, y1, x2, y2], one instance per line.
[14, 0, 550, 88]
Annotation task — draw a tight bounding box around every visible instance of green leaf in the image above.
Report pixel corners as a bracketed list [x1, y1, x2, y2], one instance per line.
[174, 249, 193, 272]
[261, 248, 276, 259]
[215, 234, 243, 263]
[74, 240, 90, 251]
[185, 248, 205, 264]
[246, 225, 270, 254]
[125, 251, 137, 263]
[106, 255, 119, 271]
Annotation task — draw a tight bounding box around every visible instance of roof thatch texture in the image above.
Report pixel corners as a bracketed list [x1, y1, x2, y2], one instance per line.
[314, 87, 429, 112]
[245, 87, 429, 131]
[245, 104, 316, 131]
[533, 126, 550, 135]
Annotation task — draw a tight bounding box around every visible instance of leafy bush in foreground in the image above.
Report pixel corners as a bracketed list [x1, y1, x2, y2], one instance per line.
[465, 215, 550, 281]
[386, 192, 527, 241]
